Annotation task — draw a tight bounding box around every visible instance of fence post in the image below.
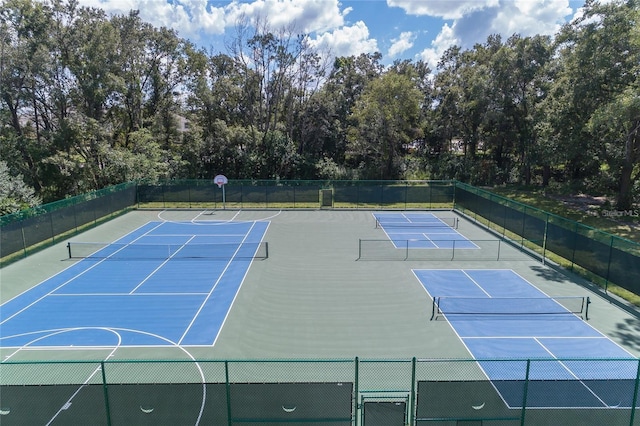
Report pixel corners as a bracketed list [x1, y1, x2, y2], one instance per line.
[605, 236, 614, 293]
[520, 359, 530, 426]
[630, 359, 640, 426]
[409, 357, 417, 426]
[570, 221, 578, 271]
[354, 357, 359, 423]
[542, 213, 549, 265]
[100, 361, 112, 426]
[225, 360, 232, 426]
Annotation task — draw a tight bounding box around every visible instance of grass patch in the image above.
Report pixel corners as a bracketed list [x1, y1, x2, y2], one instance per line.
[489, 186, 640, 243]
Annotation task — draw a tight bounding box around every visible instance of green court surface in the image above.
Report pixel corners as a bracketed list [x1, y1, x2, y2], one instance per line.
[2, 209, 640, 425]
[3, 208, 638, 361]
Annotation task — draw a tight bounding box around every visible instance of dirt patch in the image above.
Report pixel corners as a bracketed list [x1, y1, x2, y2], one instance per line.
[548, 193, 610, 216]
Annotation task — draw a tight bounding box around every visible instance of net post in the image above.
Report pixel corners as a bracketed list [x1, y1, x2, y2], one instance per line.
[451, 240, 456, 261]
[405, 240, 409, 260]
[585, 296, 590, 320]
[264, 242, 269, 259]
[358, 239, 362, 260]
[67, 242, 72, 259]
[430, 297, 438, 320]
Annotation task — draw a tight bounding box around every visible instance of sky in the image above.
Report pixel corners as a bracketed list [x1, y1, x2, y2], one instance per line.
[73, 0, 591, 68]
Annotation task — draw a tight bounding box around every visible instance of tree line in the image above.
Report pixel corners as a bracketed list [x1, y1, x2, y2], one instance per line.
[1, 0, 638, 214]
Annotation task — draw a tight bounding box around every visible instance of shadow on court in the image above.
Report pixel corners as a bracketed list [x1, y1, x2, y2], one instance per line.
[614, 318, 640, 353]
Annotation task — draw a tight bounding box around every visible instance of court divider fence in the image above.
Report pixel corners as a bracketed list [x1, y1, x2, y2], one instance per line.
[453, 182, 640, 297]
[1, 357, 639, 425]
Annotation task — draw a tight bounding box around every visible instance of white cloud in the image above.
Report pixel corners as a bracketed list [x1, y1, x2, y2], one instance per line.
[73, 0, 228, 38]
[388, 31, 415, 58]
[310, 21, 378, 58]
[418, 0, 574, 69]
[388, 0, 500, 20]
[73, 0, 349, 41]
[418, 23, 458, 69]
[224, 0, 348, 34]
[492, 0, 573, 38]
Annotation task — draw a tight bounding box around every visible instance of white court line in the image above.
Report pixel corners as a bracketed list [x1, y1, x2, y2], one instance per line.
[533, 337, 611, 408]
[212, 220, 271, 347]
[0, 222, 167, 326]
[178, 221, 259, 345]
[128, 236, 196, 294]
[48, 292, 209, 297]
[45, 332, 122, 426]
[4, 327, 208, 425]
[461, 270, 493, 298]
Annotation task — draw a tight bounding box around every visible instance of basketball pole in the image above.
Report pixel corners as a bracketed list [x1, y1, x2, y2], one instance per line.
[216, 182, 226, 209]
[214, 174, 228, 210]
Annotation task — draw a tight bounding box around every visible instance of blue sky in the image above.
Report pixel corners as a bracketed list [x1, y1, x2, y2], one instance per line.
[76, 0, 591, 67]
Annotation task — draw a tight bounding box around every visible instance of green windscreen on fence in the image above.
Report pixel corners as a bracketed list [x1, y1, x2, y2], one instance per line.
[453, 182, 640, 295]
[0, 182, 136, 262]
[2, 358, 638, 425]
[136, 180, 455, 209]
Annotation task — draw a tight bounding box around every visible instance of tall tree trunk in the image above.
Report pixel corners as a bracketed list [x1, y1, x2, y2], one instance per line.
[616, 122, 639, 210]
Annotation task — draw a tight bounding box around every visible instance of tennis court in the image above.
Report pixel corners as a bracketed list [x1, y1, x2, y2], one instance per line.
[415, 269, 638, 410]
[1, 218, 269, 348]
[373, 212, 474, 249]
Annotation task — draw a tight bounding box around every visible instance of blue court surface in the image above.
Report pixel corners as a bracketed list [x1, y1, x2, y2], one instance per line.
[0, 220, 269, 348]
[373, 212, 477, 249]
[414, 269, 638, 409]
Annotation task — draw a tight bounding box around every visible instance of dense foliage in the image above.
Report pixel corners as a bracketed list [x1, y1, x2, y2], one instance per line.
[1, 0, 638, 213]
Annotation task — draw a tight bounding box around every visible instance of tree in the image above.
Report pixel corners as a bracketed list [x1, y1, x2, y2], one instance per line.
[486, 34, 551, 185]
[347, 70, 424, 179]
[589, 86, 640, 209]
[0, 160, 40, 214]
[543, 0, 639, 196]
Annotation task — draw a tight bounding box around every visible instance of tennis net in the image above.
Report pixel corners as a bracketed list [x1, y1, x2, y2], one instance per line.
[67, 241, 269, 260]
[375, 217, 458, 229]
[431, 296, 590, 320]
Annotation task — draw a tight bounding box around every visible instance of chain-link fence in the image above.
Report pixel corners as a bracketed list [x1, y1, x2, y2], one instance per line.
[0, 182, 136, 265]
[135, 180, 456, 209]
[453, 183, 640, 296]
[1, 358, 638, 425]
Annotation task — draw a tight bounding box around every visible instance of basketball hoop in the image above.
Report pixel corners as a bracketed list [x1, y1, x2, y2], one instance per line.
[214, 174, 228, 188]
[214, 174, 228, 209]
